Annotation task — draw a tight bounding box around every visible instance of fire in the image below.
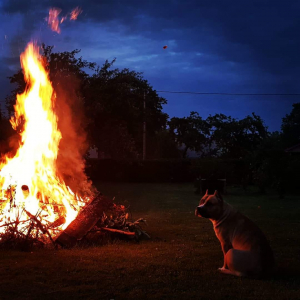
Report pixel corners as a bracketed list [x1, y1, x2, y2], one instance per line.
[0, 42, 87, 238]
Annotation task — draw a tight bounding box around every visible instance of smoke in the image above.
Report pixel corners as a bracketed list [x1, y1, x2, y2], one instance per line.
[52, 73, 95, 198]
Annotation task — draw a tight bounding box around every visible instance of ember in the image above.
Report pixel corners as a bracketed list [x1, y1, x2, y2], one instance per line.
[70, 7, 83, 20]
[47, 8, 62, 33]
[47, 6, 82, 33]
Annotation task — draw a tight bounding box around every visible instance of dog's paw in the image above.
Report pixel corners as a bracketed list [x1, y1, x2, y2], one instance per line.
[218, 267, 227, 273]
[218, 267, 244, 277]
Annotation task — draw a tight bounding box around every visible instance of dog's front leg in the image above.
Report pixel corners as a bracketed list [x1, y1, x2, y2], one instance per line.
[219, 242, 232, 270]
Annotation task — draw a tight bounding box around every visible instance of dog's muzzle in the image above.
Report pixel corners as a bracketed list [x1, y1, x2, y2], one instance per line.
[195, 205, 203, 217]
[195, 205, 208, 218]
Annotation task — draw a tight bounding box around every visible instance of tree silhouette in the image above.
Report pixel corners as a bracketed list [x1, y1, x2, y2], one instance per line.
[281, 103, 300, 148]
[169, 112, 210, 158]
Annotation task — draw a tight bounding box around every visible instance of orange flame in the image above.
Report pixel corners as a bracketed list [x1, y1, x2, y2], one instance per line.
[70, 7, 82, 20]
[48, 8, 62, 33]
[0, 43, 87, 237]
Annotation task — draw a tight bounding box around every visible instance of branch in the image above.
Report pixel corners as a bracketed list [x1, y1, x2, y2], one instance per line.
[24, 210, 55, 246]
[99, 227, 136, 236]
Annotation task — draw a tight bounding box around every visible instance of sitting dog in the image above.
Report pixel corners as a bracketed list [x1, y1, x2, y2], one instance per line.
[195, 190, 274, 277]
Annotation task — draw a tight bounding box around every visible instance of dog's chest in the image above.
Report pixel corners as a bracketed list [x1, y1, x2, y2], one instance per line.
[214, 226, 233, 245]
[213, 218, 244, 245]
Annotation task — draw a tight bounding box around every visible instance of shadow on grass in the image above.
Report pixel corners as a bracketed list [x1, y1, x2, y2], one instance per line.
[272, 266, 300, 283]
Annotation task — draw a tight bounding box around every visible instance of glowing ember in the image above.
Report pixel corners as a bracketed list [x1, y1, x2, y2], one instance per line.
[47, 7, 82, 33]
[70, 7, 82, 20]
[48, 8, 62, 33]
[0, 42, 87, 238]
[60, 15, 67, 24]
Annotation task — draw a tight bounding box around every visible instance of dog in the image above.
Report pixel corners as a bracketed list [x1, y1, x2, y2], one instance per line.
[195, 190, 274, 277]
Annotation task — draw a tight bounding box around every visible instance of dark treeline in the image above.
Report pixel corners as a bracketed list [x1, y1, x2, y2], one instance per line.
[2, 46, 300, 195]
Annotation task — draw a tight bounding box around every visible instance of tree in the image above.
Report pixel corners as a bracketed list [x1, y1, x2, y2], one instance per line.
[84, 59, 168, 158]
[250, 131, 285, 193]
[168, 112, 210, 158]
[0, 106, 16, 157]
[147, 129, 181, 159]
[207, 113, 268, 158]
[5, 70, 26, 116]
[281, 103, 300, 148]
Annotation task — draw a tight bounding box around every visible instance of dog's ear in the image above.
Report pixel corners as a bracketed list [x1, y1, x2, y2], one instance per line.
[214, 190, 223, 202]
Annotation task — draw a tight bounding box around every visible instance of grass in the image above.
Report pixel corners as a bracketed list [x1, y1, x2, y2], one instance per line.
[0, 183, 300, 300]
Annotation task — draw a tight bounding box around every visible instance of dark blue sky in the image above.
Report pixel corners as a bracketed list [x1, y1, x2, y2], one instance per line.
[0, 0, 300, 131]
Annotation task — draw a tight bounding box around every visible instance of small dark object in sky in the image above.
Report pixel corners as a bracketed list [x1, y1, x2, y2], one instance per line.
[163, 45, 167, 49]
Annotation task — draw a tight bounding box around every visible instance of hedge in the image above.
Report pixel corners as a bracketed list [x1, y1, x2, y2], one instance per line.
[85, 158, 250, 183]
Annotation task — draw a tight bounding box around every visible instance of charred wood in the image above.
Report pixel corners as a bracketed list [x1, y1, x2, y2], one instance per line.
[55, 194, 113, 247]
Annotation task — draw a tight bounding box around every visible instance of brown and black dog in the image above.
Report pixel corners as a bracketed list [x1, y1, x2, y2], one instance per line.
[195, 190, 274, 277]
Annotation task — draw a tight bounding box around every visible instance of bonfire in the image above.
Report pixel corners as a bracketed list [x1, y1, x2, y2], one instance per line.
[0, 43, 148, 249]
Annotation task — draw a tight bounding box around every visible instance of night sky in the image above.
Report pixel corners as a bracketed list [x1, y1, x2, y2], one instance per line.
[0, 0, 300, 131]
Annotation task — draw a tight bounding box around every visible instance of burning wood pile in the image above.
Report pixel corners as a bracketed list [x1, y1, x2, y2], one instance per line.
[0, 43, 149, 249]
[0, 191, 149, 249]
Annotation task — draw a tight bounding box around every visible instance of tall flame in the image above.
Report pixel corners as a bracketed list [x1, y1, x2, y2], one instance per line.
[0, 43, 86, 236]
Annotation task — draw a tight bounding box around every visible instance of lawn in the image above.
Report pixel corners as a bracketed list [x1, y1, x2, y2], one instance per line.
[0, 183, 299, 300]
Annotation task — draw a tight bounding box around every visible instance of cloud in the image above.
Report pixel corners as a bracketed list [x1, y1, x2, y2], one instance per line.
[0, 0, 299, 130]
[2, 0, 299, 82]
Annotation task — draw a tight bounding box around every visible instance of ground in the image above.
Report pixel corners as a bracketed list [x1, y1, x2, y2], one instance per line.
[0, 183, 299, 300]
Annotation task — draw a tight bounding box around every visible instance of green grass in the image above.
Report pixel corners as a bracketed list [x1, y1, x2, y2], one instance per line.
[0, 183, 300, 300]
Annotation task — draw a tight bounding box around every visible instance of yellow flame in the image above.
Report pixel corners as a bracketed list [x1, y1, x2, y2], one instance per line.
[0, 43, 86, 236]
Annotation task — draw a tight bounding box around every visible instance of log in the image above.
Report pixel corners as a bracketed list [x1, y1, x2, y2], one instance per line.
[55, 194, 113, 248]
[47, 216, 66, 229]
